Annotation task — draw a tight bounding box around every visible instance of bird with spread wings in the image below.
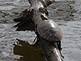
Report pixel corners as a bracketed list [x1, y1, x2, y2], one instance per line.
[13, 0, 64, 61]
[14, 0, 55, 31]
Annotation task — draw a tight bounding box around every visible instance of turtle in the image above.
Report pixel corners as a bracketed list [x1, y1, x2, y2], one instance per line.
[36, 19, 63, 42]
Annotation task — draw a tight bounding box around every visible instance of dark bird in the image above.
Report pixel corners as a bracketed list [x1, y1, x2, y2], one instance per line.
[13, 9, 35, 31]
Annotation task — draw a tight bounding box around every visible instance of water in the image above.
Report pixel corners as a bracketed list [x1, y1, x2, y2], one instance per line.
[0, 1, 81, 61]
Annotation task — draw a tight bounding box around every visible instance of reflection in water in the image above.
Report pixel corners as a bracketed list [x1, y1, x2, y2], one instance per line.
[13, 39, 44, 61]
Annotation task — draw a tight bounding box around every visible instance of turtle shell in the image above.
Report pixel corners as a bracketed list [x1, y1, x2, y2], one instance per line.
[37, 19, 63, 42]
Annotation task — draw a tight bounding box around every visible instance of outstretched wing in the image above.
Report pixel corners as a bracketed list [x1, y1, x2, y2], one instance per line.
[28, 0, 55, 7]
[40, 0, 55, 7]
[13, 9, 35, 31]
